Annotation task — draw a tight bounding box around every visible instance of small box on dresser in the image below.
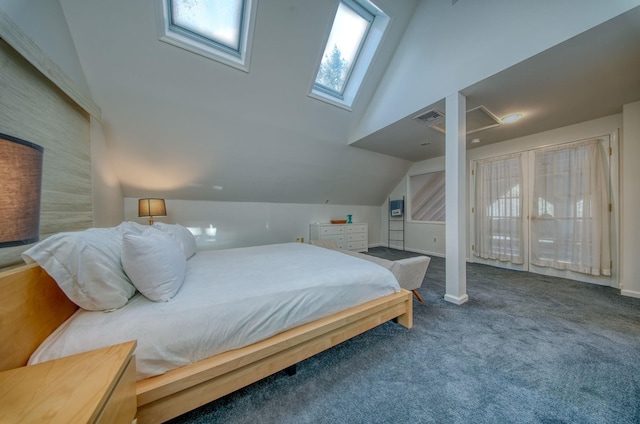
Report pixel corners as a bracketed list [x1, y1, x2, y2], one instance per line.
[309, 223, 368, 252]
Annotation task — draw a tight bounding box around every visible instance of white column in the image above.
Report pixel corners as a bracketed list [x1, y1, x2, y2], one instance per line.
[621, 101, 640, 298]
[444, 92, 469, 305]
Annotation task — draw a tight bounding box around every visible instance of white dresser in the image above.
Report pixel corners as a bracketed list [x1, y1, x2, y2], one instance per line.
[309, 223, 368, 252]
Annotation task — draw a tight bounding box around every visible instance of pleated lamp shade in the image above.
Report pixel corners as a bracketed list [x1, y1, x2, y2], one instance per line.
[138, 198, 167, 225]
[0, 133, 44, 247]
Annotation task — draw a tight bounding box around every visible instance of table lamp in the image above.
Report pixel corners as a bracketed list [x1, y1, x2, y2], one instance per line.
[138, 198, 166, 225]
[0, 133, 43, 247]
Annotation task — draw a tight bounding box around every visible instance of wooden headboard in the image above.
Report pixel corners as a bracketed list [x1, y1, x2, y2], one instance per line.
[0, 263, 77, 371]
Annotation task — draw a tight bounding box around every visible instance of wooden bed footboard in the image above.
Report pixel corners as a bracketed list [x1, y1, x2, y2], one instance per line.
[0, 263, 413, 423]
[136, 289, 412, 423]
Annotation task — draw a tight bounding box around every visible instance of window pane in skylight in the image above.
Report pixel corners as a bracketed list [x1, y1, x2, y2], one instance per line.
[315, 1, 372, 95]
[171, 0, 244, 52]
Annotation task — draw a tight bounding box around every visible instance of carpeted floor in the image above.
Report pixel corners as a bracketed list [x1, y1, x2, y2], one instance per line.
[169, 248, 640, 423]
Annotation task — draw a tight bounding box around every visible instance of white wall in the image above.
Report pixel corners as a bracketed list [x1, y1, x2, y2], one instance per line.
[124, 198, 382, 251]
[353, 0, 640, 142]
[385, 114, 623, 262]
[620, 101, 640, 298]
[91, 118, 124, 226]
[0, 0, 89, 94]
[467, 115, 622, 162]
[383, 156, 446, 257]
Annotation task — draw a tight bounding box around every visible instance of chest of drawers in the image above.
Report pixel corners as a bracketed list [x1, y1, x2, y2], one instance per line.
[309, 223, 368, 252]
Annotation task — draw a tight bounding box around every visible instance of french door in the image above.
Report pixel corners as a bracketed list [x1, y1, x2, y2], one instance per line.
[471, 135, 615, 286]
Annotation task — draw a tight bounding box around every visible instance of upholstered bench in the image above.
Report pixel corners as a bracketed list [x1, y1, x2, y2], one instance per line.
[310, 241, 431, 302]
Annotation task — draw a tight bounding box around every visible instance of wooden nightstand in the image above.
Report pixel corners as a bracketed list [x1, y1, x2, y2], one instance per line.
[0, 340, 137, 423]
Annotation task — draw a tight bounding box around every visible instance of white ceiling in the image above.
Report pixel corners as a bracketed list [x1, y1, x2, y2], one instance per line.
[57, 0, 640, 205]
[58, 0, 418, 206]
[352, 6, 640, 161]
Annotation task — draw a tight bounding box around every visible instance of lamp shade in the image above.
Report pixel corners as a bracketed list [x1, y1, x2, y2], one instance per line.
[138, 198, 166, 224]
[0, 133, 44, 247]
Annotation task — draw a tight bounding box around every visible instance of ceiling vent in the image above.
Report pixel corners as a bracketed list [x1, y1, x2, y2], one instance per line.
[413, 109, 445, 125]
[430, 105, 502, 135]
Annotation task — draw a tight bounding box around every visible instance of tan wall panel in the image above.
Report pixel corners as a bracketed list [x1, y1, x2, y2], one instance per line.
[0, 40, 92, 268]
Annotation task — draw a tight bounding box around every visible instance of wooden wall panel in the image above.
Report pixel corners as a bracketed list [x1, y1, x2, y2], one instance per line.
[0, 40, 92, 268]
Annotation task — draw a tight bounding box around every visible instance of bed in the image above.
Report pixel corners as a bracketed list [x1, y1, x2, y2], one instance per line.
[0, 223, 413, 423]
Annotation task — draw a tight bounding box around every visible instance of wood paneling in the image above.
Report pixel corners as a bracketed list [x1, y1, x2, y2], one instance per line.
[0, 40, 92, 268]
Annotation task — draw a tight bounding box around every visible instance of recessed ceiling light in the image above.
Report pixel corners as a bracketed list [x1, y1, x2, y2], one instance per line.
[501, 113, 524, 124]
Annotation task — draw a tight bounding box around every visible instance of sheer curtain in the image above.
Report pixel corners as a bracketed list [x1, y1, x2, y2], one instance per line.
[530, 139, 611, 276]
[474, 153, 524, 264]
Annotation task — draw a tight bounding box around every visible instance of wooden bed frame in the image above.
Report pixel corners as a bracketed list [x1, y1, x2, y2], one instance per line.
[0, 262, 413, 423]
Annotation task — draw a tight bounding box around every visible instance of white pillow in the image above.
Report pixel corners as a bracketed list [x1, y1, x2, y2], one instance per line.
[122, 227, 186, 302]
[115, 221, 149, 235]
[153, 222, 197, 259]
[22, 228, 136, 311]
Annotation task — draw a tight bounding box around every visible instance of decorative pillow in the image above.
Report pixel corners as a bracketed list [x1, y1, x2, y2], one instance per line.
[22, 228, 136, 311]
[153, 222, 197, 259]
[121, 227, 186, 302]
[115, 221, 149, 235]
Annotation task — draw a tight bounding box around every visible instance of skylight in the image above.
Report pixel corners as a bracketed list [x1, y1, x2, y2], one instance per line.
[310, 0, 389, 110]
[315, 2, 372, 95]
[156, 0, 257, 72]
[171, 0, 244, 53]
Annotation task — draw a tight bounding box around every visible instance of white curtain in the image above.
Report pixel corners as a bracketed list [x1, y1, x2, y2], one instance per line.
[530, 139, 611, 276]
[474, 153, 524, 264]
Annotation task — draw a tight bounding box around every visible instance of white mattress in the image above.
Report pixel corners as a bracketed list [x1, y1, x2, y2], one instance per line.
[29, 242, 399, 380]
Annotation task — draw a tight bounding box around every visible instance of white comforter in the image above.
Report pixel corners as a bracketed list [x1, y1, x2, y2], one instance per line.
[29, 243, 399, 380]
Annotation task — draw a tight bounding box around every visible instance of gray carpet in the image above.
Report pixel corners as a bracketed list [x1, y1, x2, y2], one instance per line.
[169, 248, 640, 423]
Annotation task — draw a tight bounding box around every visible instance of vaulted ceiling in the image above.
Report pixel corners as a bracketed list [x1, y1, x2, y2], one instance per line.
[58, 0, 418, 206]
[55, 0, 640, 206]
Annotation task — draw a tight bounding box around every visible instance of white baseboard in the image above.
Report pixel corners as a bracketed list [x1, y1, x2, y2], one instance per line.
[370, 243, 445, 258]
[404, 248, 444, 258]
[444, 293, 469, 305]
[621, 289, 640, 299]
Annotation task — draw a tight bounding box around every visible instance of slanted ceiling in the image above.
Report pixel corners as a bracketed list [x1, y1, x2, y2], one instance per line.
[57, 0, 418, 206]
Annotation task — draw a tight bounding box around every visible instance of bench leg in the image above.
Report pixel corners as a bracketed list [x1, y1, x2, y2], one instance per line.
[412, 290, 424, 303]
